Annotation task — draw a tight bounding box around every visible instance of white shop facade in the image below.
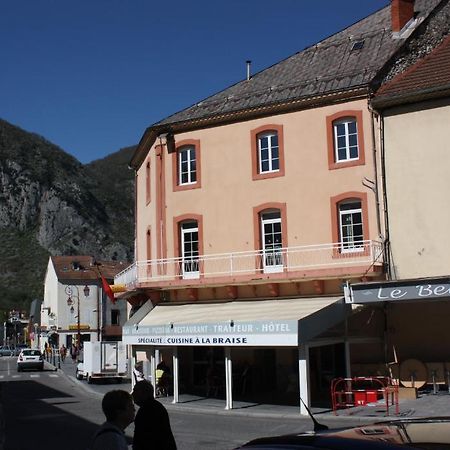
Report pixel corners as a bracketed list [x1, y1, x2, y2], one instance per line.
[123, 297, 351, 414]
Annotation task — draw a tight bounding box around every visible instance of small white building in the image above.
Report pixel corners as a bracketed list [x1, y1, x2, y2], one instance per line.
[41, 256, 128, 349]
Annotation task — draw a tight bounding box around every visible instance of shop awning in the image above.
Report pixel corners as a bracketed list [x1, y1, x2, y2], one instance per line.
[123, 296, 348, 347]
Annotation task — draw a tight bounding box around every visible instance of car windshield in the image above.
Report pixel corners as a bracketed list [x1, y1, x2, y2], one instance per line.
[22, 350, 41, 356]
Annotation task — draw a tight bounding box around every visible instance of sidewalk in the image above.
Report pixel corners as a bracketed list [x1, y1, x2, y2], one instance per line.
[50, 358, 450, 422]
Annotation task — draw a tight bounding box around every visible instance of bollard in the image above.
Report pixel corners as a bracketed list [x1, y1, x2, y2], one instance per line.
[432, 370, 438, 395]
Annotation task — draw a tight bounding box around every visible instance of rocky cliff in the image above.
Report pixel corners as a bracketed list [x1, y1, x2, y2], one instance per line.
[0, 118, 135, 310]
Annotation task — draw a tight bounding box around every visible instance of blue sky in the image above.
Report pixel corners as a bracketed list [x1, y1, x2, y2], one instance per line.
[1, 0, 388, 164]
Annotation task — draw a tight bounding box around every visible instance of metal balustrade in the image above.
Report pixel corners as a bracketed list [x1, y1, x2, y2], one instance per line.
[115, 240, 383, 288]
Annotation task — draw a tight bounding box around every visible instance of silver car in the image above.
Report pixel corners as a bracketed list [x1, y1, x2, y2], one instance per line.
[0, 346, 13, 357]
[17, 349, 44, 371]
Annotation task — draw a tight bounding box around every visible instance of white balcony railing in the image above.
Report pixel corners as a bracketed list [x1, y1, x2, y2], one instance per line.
[115, 240, 384, 288]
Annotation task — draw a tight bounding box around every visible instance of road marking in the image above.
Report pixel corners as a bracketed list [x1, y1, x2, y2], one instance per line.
[48, 374, 59, 378]
[0, 375, 3, 379]
[30, 374, 40, 378]
[12, 375, 20, 378]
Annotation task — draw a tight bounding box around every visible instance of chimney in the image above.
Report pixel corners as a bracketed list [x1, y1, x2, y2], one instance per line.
[391, 0, 415, 32]
[246, 60, 252, 81]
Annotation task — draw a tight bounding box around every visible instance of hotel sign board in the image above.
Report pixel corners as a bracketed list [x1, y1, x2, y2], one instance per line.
[347, 279, 450, 304]
[123, 319, 298, 347]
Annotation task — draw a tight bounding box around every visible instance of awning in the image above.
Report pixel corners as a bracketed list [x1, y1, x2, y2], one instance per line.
[123, 296, 349, 347]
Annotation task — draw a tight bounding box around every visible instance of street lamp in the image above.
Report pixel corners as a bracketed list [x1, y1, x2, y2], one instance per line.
[65, 285, 90, 350]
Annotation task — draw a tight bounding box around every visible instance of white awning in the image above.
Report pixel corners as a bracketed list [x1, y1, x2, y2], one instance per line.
[123, 296, 348, 347]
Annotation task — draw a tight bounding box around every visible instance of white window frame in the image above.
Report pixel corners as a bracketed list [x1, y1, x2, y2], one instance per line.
[258, 132, 280, 174]
[261, 211, 283, 273]
[339, 201, 364, 253]
[333, 118, 359, 163]
[178, 146, 197, 185]
[181, 222, 199, 279]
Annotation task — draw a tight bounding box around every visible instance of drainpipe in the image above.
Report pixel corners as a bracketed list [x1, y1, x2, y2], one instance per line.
[156, 134, 168, 273]
[378, 113, 393, 280]
[369, 104, 382, 239]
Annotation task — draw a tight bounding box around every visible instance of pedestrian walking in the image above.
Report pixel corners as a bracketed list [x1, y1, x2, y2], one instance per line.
[132, 380, 177, 450]
[89, 390, 135, 450]
[46, 344, 52, 360]
[133, 361, 145, 383]
[59, 344, 67, 362]
[70, 344, 78, 363]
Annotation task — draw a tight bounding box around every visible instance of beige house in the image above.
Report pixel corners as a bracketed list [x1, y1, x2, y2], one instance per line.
[41, 256, 127, 349]
[116, 0, 444, 412]
[348, 20, 450, 392]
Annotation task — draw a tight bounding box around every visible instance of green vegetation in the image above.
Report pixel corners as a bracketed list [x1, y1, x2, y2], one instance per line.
[0, 118, 135, 313]
[0, 228, 49, 311]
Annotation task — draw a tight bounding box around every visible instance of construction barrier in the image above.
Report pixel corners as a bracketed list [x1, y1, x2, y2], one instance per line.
[331, 376, 399, 416]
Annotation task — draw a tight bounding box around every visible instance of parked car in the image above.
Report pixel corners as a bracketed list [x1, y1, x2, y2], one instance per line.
[0, 346, 13, 357]
[235, 417, 450, 449]
[17, 348, 44, 371]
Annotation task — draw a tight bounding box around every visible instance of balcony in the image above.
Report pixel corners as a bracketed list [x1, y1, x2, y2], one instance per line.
[114, 240, 384, 289]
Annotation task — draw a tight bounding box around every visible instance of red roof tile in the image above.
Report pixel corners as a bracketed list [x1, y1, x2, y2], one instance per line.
[51, 256, 127, 281]
[375, 34, 450, 102]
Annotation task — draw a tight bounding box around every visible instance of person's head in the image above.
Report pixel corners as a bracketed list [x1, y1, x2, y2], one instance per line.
[102, 390, 135, 430]
[132, 380, 154, 407]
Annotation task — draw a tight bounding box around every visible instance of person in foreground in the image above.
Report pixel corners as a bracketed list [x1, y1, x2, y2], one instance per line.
[90, 390, 135, 450]
[132, 380, 177, 450]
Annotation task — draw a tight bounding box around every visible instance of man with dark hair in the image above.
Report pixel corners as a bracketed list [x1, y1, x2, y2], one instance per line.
[132, 380, 177, 450]
[90, 390, 135, 450]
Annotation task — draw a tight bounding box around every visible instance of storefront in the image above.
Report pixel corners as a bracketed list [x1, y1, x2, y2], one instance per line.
[345, 277, 450, 390]
[123, 296, 351, 414]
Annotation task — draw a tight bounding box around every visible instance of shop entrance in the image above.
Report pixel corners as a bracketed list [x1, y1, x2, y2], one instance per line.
[192, 347, 225, 397]
[309, 343, 346, 407]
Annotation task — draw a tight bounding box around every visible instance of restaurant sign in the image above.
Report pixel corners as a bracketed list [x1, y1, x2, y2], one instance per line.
[347, 279, 450, 304]
[123, 319, 298, 347]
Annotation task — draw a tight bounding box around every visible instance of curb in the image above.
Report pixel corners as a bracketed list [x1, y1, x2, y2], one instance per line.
[44, 361, 103, 398]
[46, 361, 422, 423]
[160, 399, 397, 422]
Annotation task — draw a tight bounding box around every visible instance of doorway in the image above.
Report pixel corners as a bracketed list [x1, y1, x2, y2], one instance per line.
[309, 343, 346, 407]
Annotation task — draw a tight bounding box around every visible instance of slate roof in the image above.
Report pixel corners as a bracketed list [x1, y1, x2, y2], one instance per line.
[131, 0, 441, 169]
[51, 256, 126, 282]
[154, 0, 438, 128]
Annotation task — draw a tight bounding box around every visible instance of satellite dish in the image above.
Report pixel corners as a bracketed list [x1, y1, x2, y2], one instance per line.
[399, 358, 427, 388]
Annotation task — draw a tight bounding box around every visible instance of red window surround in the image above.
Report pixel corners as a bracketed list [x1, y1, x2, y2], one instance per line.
[173, 213, 204, 260]
[172, 139, 202, 191]
[330, 192, 369, 254]
[251, 124, 285, 180]
[146, 228, 151, 276]
[326, 110, 366, 170]
[253, 202, 288, 251]
[146, 228, 151, 260]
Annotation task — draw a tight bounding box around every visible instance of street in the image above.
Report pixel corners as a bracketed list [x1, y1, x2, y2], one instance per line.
[1, 356, 361, 449]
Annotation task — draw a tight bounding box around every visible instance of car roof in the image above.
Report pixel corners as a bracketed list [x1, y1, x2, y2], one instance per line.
[239, 434, 416, 449]
[239, 418, 450, 449]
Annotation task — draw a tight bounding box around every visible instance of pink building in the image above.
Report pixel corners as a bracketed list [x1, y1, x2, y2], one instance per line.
[117, 0, 440, 413]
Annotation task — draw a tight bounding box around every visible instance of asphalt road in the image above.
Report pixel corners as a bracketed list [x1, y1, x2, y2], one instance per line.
[0, 356, 362, 450]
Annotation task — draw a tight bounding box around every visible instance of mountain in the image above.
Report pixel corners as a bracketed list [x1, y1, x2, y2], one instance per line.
[0, 118, 135, 312]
